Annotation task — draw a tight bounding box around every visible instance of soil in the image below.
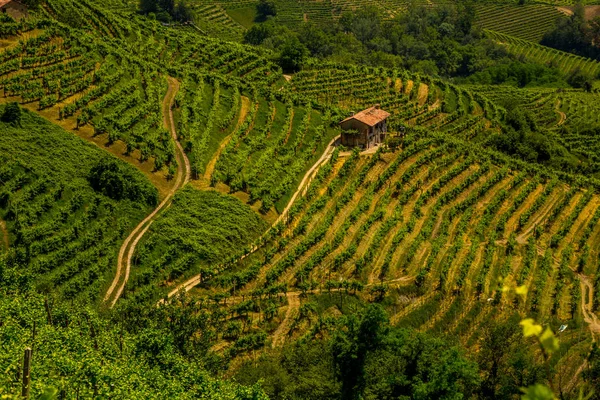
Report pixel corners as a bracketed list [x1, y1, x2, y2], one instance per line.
[105, 76, 189, 308]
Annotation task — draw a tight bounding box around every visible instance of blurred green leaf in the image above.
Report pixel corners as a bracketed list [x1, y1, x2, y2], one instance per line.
[515, 285, 528, 298]
[519, 318, 542, 338]
[39, 387, 58, 400]
[521, 384, 556, 400]
[539, 328, 559, 355]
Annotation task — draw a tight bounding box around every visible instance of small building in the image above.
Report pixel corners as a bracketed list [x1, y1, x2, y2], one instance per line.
[339, 105, 390, 149]
[0, 0, 28, 20]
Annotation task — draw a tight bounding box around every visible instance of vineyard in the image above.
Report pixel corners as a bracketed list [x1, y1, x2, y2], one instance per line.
[291, 63, 505, 142]
[176, 135, 599, 385]
[0, 107, 156, 304]
[485, 30, 600, 78]
[475, 3, 563, 43]
[2, 0, 600, 397]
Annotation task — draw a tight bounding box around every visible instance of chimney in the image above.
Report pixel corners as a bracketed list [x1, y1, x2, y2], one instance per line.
[374, 104, 380, 109]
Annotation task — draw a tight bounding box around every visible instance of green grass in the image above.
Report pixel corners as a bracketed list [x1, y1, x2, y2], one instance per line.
[0, 107, 155, 303]
[227, 7, 257, 29]
[125, 186, 268, 303]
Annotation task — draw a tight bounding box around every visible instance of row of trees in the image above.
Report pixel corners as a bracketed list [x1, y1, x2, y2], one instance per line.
[234, 304, 600, 399]
[245, 3, 513, 76]
[139, 0, 193, 23]
[542, 5, 600, 64]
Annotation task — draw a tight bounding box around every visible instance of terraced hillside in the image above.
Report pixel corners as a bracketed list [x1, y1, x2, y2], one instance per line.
[0, 11, 340, 214]
[3, 0, 600, 396]
[471, 85, 600, 178]
[190, 3, 246, 41]
[174, 136, 599, 383]
[0, 107, 156, 304]
[475, 3, 563, 43]
[185, 0, 568, 42]
[292, 64, 504, 139]
[485, 30, 600, 78]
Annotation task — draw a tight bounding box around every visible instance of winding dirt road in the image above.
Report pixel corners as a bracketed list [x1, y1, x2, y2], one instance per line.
[272, 293, 301, 348]
[104, 77, 190, 308]
[161, 135, 341, 302]
[579, 274, 600, 339]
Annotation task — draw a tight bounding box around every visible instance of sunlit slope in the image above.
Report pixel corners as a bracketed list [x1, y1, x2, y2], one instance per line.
[0, 108, 156, 303]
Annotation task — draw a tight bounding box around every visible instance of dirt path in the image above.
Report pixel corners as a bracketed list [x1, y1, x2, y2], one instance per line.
[104, 76, 189, 308]
[557, 5, 600, 20]
[161, 135, 341, 303]
[516, 192, 561, 244]
[272, 293, 301, 348]
[579, 274, 600, 339]
[557, 6, 574, 16]
[555, 98, 566, 126]
[429, 98, 441, 111]
[203, 96, 250, 181]
[0, 220, 8, 249]
[558, 272, 600, 390]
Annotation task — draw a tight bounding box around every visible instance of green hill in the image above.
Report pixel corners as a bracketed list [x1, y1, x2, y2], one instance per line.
[2, 0, 600, 397]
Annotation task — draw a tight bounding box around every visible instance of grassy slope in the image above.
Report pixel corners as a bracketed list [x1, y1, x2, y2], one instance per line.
[124, 186, 268, 303]
[227, 7, 257, 29]
[0, 108, 155, 304]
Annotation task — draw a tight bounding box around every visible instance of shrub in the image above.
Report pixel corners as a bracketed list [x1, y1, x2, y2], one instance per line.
[88, 157, 158, 206]
[1, 102, 21, 126]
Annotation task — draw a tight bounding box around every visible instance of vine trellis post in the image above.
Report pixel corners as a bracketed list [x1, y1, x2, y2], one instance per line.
[21, 347, 31, 399]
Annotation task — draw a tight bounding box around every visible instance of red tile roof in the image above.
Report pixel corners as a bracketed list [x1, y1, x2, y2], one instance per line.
[341, 106, 390, 127]
[0, 0, 16, 7]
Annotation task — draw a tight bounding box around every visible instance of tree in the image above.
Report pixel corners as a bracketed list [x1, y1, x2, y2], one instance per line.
[278, 36, 308, 72]
[567, 68, 593, 92]
[21, 0, 42, 7]
[331, 304, 389, 398]
[88, 157, 158, 205]
[478, 315, 545, 398]
[244, 22, 275, 45]
[173, 1, 193, 22]
[139, 0, 158, 14]
[256, 0, 276, 22]
[1, 102, 21, 126]
[158, 0, 175, 14]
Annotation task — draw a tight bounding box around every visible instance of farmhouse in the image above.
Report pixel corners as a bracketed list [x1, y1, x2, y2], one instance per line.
[340, 105, 390, 149]
[0, 0, 27, 20]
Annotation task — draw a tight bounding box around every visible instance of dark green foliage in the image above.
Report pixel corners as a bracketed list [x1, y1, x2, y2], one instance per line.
[256, 0, 276, 22]
[542, 6, 600, 61]
[0, 275, 268, 398]
[584, 343, 600, 399]
[173, 1, 193, 22]
[0, 108, 154, 302]
[567, 69, 593, 92]
[489, 107, 578, 171]
[244, 22, 275, 45]
[278, 35, 308, 72]
[139, 0, 191, 22]
[249, 3, 513, 78]
[466, 62, 567, 88]
[478, 314, 546, 398]
[235, 305, 480, 399]
[139, 0, 158, 14]
[88, 157, 158, 206]
[1, 102, 21, 126]
[21, 0, 42, 6]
